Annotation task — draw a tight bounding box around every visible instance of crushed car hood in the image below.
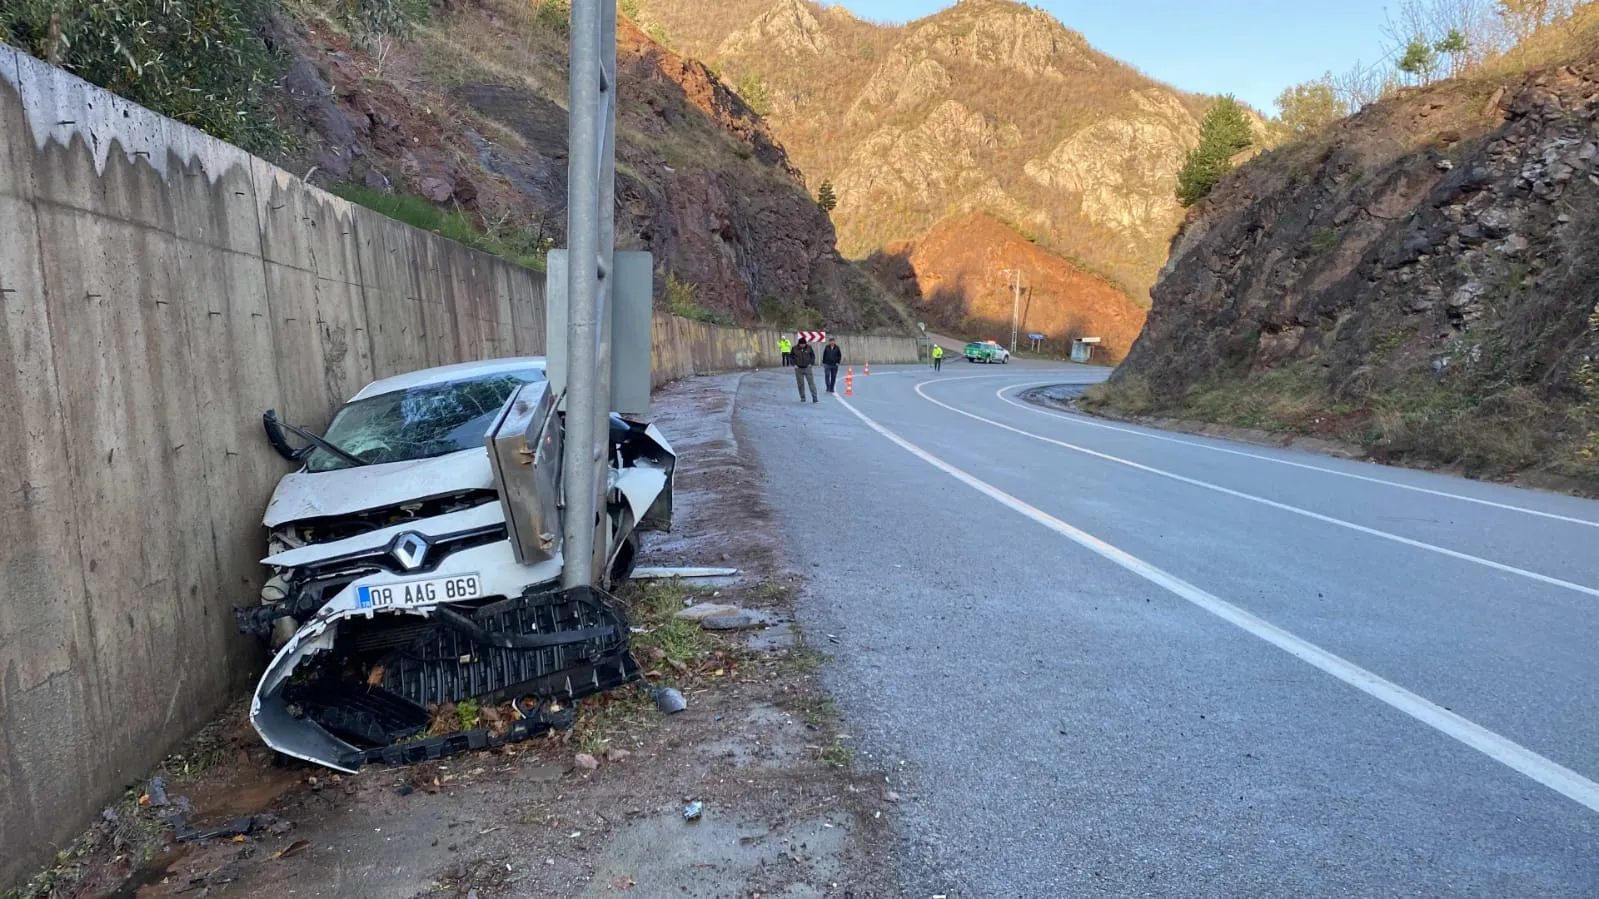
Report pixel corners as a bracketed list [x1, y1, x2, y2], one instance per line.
[263, 450, 493, 527]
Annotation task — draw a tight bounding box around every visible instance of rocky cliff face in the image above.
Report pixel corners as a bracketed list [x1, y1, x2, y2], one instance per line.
[634, 0, 1212, 303]
[1105, 56, 1599, 482]
[871, 213, 1146, 361]
[270, 1, 870, 328]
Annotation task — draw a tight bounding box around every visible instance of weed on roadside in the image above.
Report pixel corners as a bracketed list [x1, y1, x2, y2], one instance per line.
[819, 735, 853, 769]
[570, 688, 659, 757]
[619, 578, 715, 666]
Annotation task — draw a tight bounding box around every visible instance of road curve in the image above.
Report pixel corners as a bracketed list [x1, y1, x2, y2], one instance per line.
[736, 360, 1599, 897]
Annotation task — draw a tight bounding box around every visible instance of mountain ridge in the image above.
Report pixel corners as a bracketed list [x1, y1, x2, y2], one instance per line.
[635, 0, 1219, 305]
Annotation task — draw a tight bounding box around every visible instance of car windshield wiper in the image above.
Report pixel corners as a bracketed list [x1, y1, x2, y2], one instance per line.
[262, 410, 371, 468]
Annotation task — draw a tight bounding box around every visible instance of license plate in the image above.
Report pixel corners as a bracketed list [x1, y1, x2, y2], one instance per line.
[358, 574, 482, 609]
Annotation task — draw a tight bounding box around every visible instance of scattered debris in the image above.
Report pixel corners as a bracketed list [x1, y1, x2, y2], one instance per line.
[682, 801, 703, 821]
[610, 875, 637, 889]
[176, 815, 258, 843]
[606, 748, 632, 763]
[651, 687, 687, 714]
[574, 753, 601, 772]
[631, 566, 738, 579]
[674, 602, 741, 621]
[702, 612, 757, 631]
[271, 839, 311, 860]
[144, 776, 170, 808]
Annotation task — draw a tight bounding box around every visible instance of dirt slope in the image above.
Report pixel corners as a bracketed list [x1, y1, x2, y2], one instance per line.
[1098, 41, 1599, 484]
[870, 213, 1146, 361]
[269, 1, 890, 329]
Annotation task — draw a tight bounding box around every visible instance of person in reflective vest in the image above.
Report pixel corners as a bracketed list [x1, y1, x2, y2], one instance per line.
[932, 343, 944, 371]
[778, 336, 792, 367]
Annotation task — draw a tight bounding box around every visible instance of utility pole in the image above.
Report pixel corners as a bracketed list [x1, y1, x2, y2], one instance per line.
[1010, 268, 1021, 355]
[1000, 267, 1022, 354]
[560, 0, 617, 590]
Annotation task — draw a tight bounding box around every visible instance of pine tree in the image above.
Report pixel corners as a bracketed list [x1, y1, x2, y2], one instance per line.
[1433, 29, 1469, 78]
[1397, 35, 1438, 84]
[817, 179, 837, 212]
[1176, 96, 1254, 207]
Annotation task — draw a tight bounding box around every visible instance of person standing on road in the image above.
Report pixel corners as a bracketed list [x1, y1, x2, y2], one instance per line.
[822, 337, 843, 393]
[778, 335, 792, 367]
[792, 337, 818, 403]
[932, 343, 944, 372]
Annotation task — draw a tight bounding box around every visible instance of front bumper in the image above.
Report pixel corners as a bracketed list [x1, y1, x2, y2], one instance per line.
[249, 545, 639, 771]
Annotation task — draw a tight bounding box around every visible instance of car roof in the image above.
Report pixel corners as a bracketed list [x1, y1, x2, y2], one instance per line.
[349, 356, 548, 401]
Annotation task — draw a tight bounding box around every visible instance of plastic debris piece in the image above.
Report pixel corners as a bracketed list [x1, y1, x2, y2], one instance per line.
[176, 815, 257, 843]
[146, 776, 170, 808]
[652, 687, 687, 714]
[631, 567, 737, 579]
[683, 801, 703, 821]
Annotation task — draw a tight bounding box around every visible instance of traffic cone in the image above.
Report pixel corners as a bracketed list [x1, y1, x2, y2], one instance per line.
[845, 367, 854, 396]
[864, 361, 871, 376]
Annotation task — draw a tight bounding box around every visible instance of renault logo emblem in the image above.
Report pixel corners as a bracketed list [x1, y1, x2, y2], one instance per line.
[391, 532, 429, 571]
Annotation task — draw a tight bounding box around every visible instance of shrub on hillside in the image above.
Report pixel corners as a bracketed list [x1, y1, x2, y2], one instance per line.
[0, 0, 287, 152]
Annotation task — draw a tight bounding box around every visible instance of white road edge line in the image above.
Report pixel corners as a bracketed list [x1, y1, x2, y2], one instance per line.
[832, 390, 1599, 815]
[912, 380, 1599, 601]
[990, 382, 1599, 529]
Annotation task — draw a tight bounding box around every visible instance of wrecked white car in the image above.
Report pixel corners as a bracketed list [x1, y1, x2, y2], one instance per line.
[235, 357, 674, 772]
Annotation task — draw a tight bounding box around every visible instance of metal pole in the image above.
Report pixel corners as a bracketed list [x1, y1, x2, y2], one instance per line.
[562, 0, 602, 590]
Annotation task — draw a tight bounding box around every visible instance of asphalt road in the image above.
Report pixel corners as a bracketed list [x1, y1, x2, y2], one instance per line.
[736, 359, 1599, 897]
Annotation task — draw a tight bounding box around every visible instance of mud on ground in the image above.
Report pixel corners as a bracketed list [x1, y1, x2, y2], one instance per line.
[13, 373, 898, 899]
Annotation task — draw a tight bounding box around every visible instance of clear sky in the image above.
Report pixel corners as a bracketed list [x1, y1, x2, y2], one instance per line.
[824, 0, 1397, 112]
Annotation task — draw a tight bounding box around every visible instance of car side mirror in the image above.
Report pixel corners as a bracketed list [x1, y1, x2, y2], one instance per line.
[262, 410, 313, 463]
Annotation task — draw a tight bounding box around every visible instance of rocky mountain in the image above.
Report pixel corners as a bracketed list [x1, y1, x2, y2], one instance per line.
[870, 213, 1145, 361]
[633, 0, 1214, 304]
[1094, 37, 1599, 485]
[264, 0, 894, 330]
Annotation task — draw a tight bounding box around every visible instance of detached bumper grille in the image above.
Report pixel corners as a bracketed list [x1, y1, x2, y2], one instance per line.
[378, 585, 638, 707]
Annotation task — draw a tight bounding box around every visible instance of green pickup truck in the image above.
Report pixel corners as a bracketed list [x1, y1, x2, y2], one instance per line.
[963, 340, 1011, 364]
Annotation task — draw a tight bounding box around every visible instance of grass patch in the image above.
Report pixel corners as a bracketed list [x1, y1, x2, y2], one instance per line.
[570, 688, 657, 756]
[796, 695, 835, 729]
[1080, 375, 1157, 416]
[619, 578, 712, 666]
[1306, 227, 1342, 255]
[1174, 364, 1327, 432]
[328, 184, 553, 270]
[818, 735, 852, 768]
[664, 272, 737, 326]
[746, 579, 789, 605]
[779, 645, 829, 675]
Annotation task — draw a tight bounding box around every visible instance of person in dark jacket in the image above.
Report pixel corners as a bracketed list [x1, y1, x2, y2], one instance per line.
[821, 338, 843, 393]
[792, 337, 818, 402]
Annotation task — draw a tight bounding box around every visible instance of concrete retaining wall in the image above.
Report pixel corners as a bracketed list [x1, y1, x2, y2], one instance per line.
[0, 46, 918, 886]
[0, 47, 551, 885]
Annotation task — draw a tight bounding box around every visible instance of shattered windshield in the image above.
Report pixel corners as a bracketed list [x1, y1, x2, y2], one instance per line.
[307, 368, 546, 472]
